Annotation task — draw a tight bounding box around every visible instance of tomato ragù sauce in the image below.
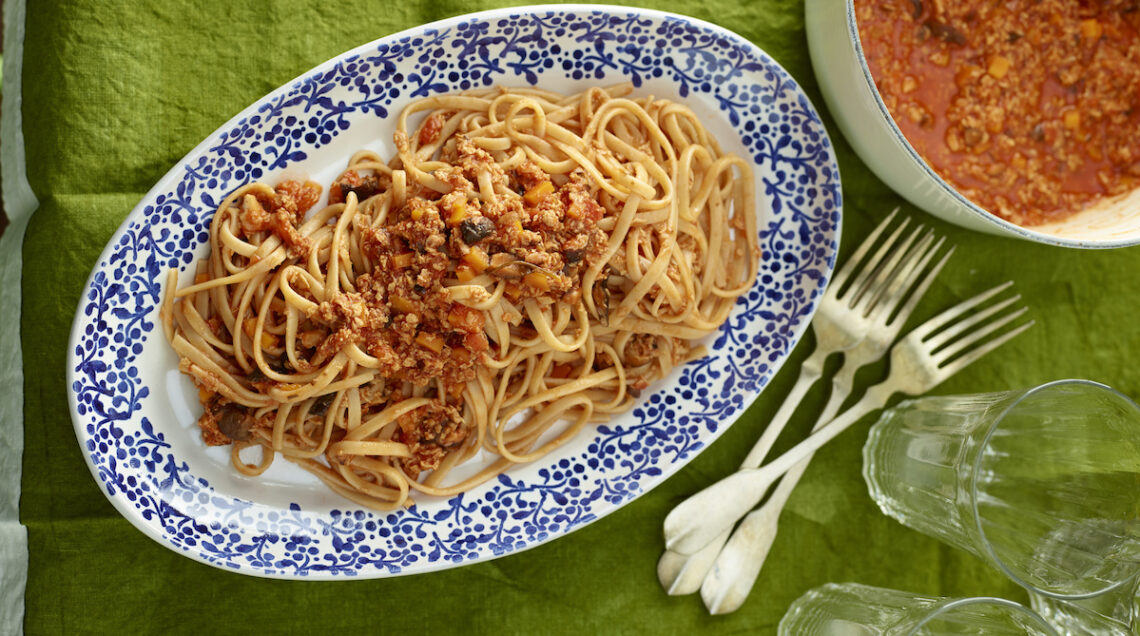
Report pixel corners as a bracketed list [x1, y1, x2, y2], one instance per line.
[855, 0, 1140, 227]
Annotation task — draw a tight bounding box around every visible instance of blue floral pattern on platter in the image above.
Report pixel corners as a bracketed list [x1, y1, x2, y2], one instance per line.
[67, 5, 841, 579]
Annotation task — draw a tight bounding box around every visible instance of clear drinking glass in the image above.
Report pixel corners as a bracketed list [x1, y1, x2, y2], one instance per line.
[1028, 573, 1139, 635]
[863, 379, 1140, 600]
[779, 582, 1058, 635]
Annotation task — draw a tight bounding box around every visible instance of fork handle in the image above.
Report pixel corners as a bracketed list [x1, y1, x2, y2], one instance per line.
[700, 453, 811, 614]
[739, 343, 830, 469]
[711, 352, 866, 567]
[664, 385, 893, 554]
[662, 354, 855, 596]
[741, 383, 892, 493]
[707, 354, 865, 580]
[699, 355, 863, 610]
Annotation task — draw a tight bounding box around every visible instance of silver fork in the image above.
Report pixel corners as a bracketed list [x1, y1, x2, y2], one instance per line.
[658, 210, 932, 594]
[663, 282, 1034, 556]
[698, 235, 953, 614]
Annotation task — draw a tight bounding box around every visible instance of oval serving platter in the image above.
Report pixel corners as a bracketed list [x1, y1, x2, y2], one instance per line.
[67, 4, 841, 579]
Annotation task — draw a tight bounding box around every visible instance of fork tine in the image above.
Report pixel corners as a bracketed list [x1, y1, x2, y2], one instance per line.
[862, 231, 938, 320]
[850, 223, 924, 311]
[829, 208, 901, 292]
[934, 305, 1029, 363]
[911, 281, 1014, 337]
[925, 294, 1022, 351]
[938, 319, 1035, 376]
[841, 217, 912, 303]
[882, 241, 954, 327]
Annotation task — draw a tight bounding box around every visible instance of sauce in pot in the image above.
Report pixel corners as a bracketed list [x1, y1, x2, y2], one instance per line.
[856, 0, 1140, 226]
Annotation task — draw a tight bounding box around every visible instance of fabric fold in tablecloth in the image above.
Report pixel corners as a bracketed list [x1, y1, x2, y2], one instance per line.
[1, 0, 35, 633]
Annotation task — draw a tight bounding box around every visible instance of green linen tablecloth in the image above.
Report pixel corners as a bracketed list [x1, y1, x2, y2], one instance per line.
[16, 0, 1140, 633]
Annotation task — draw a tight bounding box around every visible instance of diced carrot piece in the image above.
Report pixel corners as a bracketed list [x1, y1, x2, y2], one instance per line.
[451, 348, 472, 363]
[415, 331, 444, 354]
[1064, 110, 1081, 130]
[550, 363, 572, 379]
[260, 332, 277, 349]
[392, 252, 414, 268]
[447, 199, 467, 227]
[243, 318, 257, 337]
[987, 55, 1011, 79]
[410, 206, 425, 221]
[455, 265, 476, 283]
[523, 271, 552, 291]
[523, 181, 555, 206]
[504, 284, 522, 302]
[391, 295, 417, 314]
[1081, 18, 1102, 41]
[462, 249, 488, 273]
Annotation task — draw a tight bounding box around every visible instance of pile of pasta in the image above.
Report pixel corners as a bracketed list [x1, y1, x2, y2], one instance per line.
[163, 85, 760, 510]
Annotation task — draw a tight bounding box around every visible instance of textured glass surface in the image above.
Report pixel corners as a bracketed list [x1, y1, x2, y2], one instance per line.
[864, 380, 1140, 598]
[779, 583, 1057, 635]
[1029, 575, 1139, 636]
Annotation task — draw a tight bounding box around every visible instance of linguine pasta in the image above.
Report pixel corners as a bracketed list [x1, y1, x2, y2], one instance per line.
[162, 85, 760, 510]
